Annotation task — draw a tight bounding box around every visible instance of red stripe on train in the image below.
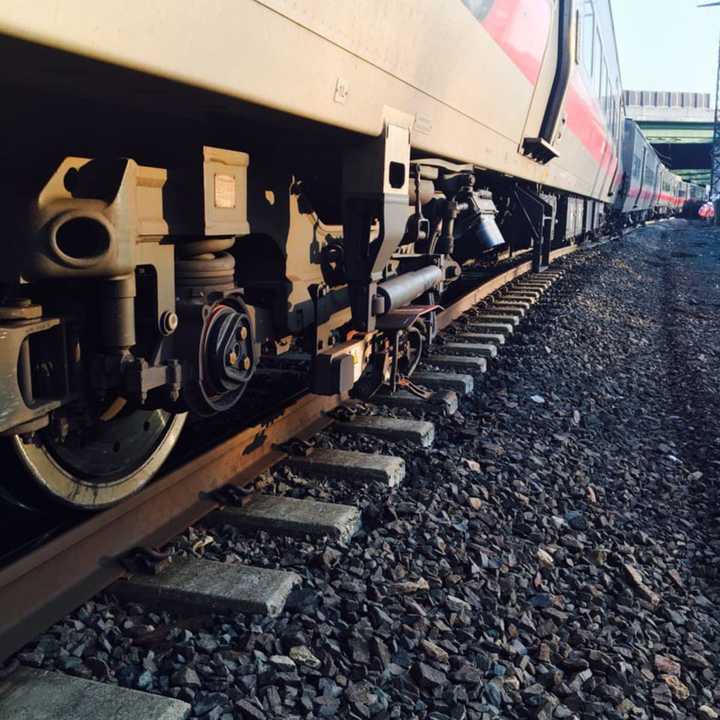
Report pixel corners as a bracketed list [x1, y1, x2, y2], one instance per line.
[481, 0, 617, 184]
[564, 79, 617, 178]
[482, 0, 551, 85]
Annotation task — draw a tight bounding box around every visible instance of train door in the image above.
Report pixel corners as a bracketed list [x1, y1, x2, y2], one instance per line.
[635, 146, 647, 210]
[521, 0, 577, 163]
[621, 121, 635, 213]
[652, 165, 662, 212]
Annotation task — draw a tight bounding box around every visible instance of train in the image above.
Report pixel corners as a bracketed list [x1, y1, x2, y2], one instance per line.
[0, 0, 705, 510]
[615, 118, 705, 225]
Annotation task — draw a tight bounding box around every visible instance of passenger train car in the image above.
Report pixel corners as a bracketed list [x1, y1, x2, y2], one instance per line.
[615, 118, 703, 224]
[682, 183, 706, 218]
[0, 0, 703, 509]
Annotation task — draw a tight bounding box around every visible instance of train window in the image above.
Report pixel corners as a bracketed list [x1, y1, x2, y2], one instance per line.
[575, 10, 581, 64]
[595, 32, 604, 100]
[604, 67, 610, 115]
[612, 98, 617, 138]
[581, 2, 595, 75]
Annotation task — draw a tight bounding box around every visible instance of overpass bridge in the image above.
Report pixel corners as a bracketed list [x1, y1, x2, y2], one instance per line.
[624, 90, 712, 187]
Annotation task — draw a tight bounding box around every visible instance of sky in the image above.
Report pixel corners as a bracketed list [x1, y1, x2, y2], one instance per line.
[611, 0, 718, 96]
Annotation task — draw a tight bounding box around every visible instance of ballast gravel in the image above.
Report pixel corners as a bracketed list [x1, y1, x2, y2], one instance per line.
[9, 219, 720, 720]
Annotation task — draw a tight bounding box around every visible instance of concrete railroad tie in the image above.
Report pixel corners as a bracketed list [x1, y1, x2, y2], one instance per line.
[212, 495, 362, 542]
[454, 332, 506, 345]
[515, 283, 551, 292]
[114, 557, 301, 617]
[471, 313, 521, 327]
[492, 300, 530, 313]
[502, 291, 540, 303]
[530, 270, 563, 279]
[463, 321, 514, 336]
[424, 355, 487, 372]
[0, 667, 191, 720]
[474, 308, 524, 321]
[439, 342, 498, 359]
[375, 389, 459, 416]
[288, 447, 406, 487]
[334, 415, 435, 447]
[517, 278, 556, 288]
[410, 371, 474, 395]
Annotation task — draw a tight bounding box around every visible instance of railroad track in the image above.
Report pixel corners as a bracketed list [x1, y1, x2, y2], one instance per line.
[0, 234, 622, 716]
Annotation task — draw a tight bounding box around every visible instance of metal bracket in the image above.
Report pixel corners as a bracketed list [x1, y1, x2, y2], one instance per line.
[397, 376, 433, 400]
[377, 304, 440, 392]
[514, 186, 554, 272]
[405, 166, 431, 247]
[273, 437, 316, 457]
[119, 546, 173, 576]
[342, 121, 412, 331]
[326, 402, 373, 423]
[0, 314, 71, 435]
[200, 483, 254, 507]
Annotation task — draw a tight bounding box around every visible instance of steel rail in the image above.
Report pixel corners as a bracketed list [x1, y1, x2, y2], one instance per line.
[436, 241, 586, 330]
[0, 392, 342, 663]
[0, 228, 631, 664]
[437, 260, 535, 330]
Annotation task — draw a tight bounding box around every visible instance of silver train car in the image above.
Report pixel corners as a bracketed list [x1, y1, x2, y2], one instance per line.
[0, 0, 703, 509]
[614, 118, 703, 224]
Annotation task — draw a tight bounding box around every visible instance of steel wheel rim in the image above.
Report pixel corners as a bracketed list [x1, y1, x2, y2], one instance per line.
[12, 410, 187, 510]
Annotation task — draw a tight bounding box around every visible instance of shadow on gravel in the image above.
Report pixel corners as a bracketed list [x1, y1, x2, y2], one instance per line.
[654, 222, 720, 581]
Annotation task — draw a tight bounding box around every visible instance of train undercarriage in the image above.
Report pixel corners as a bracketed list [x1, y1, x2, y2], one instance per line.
[0, 127, 609, 510]
[0, 0, 699, 514]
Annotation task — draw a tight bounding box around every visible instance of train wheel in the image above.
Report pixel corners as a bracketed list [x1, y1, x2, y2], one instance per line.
[4, 409, 186, 510]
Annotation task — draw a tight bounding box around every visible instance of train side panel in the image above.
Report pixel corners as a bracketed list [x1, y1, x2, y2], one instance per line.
[0, 0, 622, 203]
